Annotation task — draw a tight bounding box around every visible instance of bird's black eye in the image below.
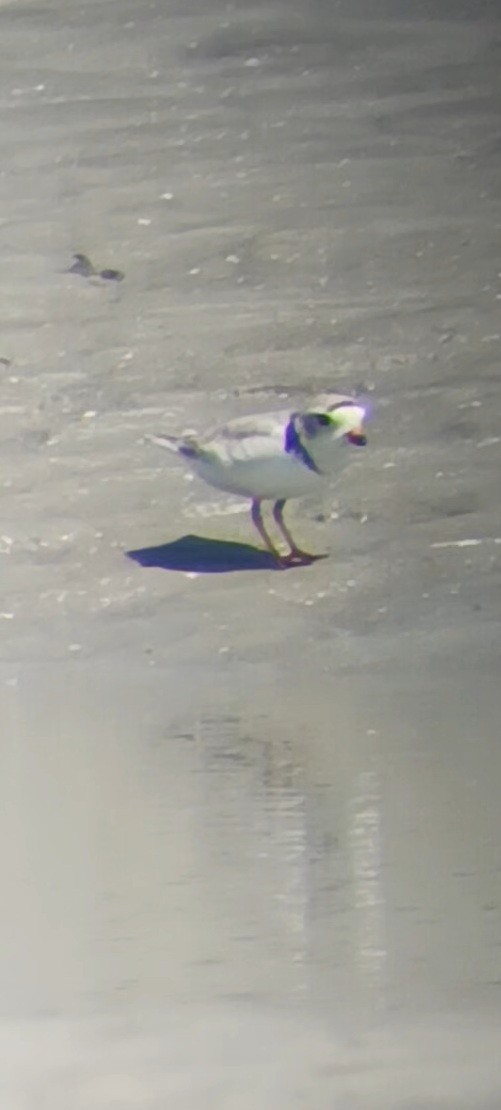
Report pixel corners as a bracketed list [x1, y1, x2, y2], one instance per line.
[314, 413, 331, 427]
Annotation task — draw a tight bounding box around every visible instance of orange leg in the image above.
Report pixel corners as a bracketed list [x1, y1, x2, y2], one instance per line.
[272, 499, 318, 564]
[251, 499, 281, 559]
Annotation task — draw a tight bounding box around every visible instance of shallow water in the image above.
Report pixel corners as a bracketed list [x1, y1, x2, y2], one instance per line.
[2, 659, 501, 1106]
[1, 0, 500, 1104]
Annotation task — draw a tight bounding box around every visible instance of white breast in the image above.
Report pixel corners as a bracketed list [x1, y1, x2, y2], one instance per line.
[191, 452, 325, 500]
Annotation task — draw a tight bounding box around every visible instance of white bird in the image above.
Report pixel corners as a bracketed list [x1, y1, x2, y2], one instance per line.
[147, 393, 367, 565]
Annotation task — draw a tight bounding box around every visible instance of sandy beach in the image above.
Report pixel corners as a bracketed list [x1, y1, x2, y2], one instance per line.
[1, 0, 500, 1105]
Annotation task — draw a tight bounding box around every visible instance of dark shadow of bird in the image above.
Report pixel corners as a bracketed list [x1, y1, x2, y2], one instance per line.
[126, 534, 283, 574]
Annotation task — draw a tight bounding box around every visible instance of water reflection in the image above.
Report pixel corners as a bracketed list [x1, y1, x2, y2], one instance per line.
[1, 663, 500, 1030]
[191, 718, 311, 997]
[349, 769, 386, 1012]
[0, 671, 378, 1018]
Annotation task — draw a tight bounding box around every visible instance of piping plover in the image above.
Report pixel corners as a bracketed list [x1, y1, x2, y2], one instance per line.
[147, 393, 367, 565]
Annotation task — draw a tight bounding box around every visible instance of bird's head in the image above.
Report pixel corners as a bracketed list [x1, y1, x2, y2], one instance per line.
[301, 394, 367, 448]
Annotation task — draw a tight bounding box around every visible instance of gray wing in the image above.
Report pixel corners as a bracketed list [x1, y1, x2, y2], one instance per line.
[200, 411, 290, 462]
[148, 410, 291, 464]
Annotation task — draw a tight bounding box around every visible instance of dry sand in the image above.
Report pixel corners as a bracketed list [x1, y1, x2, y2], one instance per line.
[1, 0, 501, 1105]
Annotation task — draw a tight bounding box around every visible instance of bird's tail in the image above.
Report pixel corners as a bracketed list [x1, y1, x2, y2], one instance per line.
[146, 432, 199, 459]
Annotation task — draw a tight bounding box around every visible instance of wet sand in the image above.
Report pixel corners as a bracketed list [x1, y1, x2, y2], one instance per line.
[1, 0, 501, 1105]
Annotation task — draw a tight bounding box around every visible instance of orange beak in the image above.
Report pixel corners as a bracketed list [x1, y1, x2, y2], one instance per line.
[346, 428, 367, 447]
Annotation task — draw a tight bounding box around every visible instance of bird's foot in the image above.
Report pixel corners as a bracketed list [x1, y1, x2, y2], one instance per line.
[277, 548, 327, 568]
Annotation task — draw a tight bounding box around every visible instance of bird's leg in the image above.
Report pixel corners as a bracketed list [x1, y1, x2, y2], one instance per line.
[251, 499, 282, 559]
[272, 499, 318, 564]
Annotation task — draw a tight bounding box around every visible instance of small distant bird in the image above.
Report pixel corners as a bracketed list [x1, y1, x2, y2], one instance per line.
[147, 393, 367, 565]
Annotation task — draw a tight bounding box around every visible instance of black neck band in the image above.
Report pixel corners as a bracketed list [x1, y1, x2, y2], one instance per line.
[284, 415, 321, 474]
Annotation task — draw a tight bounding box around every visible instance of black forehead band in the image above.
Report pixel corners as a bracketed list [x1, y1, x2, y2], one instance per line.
[327, 401, 356, 412]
